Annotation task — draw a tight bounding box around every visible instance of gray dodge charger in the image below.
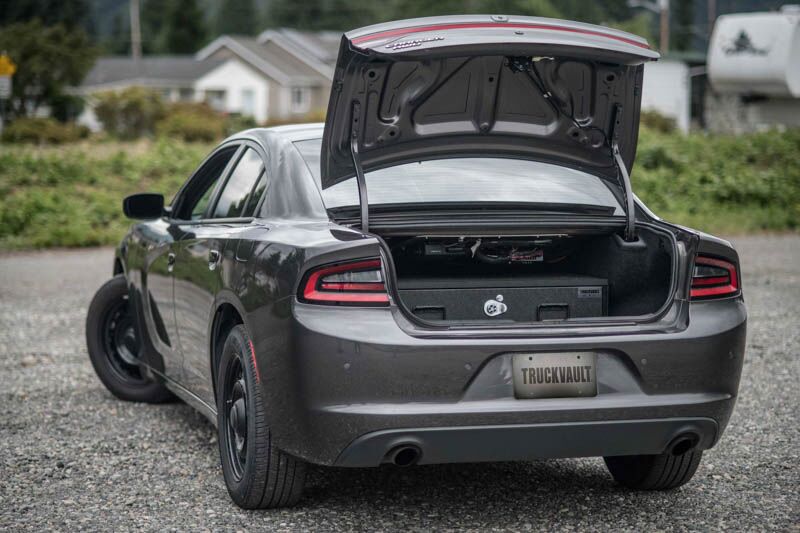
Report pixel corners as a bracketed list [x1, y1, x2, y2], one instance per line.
[86, 15, 747, 509]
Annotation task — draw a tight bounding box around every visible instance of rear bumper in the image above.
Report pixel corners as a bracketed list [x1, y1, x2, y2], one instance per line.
[335, 417, 718, 467]
[252, 297, 746, 466]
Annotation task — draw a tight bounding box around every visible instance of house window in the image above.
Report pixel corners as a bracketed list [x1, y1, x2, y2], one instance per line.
[290, 87, 310, 114]
[205, 89, 227, 111]
[179, 88, 195, 101]
[241, 88, 255, 118]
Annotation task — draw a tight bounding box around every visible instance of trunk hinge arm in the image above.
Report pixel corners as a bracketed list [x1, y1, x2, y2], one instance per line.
[349, 101, 369, 232]
[613, 141, 636, 242]
[610, 104, 636, 242]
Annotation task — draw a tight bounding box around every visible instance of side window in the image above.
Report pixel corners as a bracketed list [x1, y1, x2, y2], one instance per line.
[191, 179, 221, 220]
[174, 146, 238, 220]
[211, 148, 264, 219]
[242, 172, 267, 217]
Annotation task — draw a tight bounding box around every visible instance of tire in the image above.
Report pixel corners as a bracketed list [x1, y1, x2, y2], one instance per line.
[86, 274, 173, 403]
[604, 448, 703, 490]
[216, 324, 306, 509]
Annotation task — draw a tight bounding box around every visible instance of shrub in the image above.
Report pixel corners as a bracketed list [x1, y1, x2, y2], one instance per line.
[156, 102, 227, 142]
[640, 110, 677, 134]
[1, 117, 90, 144]
[0, 127, 798, 249]
[0, 139, 210, 248]
[225, 113, 258, 135]
[94, 87, 166, 139]
[264, 108, 326, 128]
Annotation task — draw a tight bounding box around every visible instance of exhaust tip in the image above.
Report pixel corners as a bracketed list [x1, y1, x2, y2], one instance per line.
[669, 433, 700, 456]
[385, 444, 422, 467]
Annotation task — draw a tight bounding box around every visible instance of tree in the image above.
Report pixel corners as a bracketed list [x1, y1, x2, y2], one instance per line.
[390, 0, 561, 22]
[141, 0, 170, 53]
[217, 0, 259, 36]
[672, 0, 695, 51]
[609, 13, 656, 44]
[164, 0, 206, 53]
[0, 0, 91, 29]
[550, 0, 607, 25]
[267, 0, 328, 30]
[267, 0, 563, 31]
[106, 12, 130, 55]
[0, 20, 97, 119]
[602, 0, 634, 22]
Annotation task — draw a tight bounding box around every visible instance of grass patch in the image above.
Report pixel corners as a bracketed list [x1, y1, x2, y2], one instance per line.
[0, 128, 798, 250]
[0, 138, 211, 249]
[632, 127, 800, 234]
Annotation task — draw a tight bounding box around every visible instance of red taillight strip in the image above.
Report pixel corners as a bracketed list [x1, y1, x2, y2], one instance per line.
[691, 276, 731, 287]
[304, 290, 389, 303]
[351, 22, 651, 50]
[302, 259, 390, 305]
[320, 282, 386, 291]
[691, 256, 739, 299]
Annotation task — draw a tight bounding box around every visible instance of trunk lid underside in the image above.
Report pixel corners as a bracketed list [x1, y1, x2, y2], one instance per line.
[321, 15, 659, 196]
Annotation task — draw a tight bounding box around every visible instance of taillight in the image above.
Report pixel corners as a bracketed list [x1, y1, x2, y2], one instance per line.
[690, 255, 740, 299]
[300, 258, 389, 306]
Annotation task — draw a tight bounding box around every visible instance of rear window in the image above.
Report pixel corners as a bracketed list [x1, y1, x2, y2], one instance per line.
[293, 138, 622, 214]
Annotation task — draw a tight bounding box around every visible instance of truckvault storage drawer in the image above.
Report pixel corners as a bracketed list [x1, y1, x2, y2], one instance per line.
[397, 275, 607, 322]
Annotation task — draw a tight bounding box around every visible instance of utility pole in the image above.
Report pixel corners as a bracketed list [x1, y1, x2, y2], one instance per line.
[130, 0, 142, 61]
[659, 0, 670, 53]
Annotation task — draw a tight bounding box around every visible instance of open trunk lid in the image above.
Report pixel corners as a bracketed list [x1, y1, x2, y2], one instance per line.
[320, 15, 658, 236]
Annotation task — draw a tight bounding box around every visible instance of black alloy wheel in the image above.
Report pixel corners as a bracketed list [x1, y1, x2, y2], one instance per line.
[100, 295, 146, 385]
[216, 324, 306, 508]
[222, 351, 248, 480]
[86, 274, 173, 403]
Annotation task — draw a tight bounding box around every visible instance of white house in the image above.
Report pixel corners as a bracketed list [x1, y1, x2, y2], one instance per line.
[77, 29, 341, 129]
[193, 30, 339, 122]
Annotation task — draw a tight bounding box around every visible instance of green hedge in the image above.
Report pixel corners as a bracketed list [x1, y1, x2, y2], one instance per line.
[633, 128, 800, 233]
[155, 102, 238, 142]
[0, 128, 798, 249]
[0, 139, 210, 248]
[2, 117, 90, 144]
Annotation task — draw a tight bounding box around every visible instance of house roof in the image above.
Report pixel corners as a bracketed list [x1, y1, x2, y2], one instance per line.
[257, 28, 341, 76]
[196, 34, 333, 84]
[195, 28, 342, 84]
[81, 56, 223, 90]
[82, 29, 341, 91]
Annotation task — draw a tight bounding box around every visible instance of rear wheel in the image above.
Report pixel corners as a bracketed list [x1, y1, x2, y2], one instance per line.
[604, 448, 703, 490]
[216, 324, 306, 509]
[85, 274, 173, 403]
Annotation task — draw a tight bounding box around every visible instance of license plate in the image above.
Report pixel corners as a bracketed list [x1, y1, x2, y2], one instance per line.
[512, 352, 597, 399]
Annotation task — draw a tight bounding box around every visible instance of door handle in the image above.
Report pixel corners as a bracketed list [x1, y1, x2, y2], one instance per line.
[208, 249, 220, 270]
[167, 252, 176, 273]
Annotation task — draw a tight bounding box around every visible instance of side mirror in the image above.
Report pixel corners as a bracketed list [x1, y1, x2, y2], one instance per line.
[123, 193, 165, 219]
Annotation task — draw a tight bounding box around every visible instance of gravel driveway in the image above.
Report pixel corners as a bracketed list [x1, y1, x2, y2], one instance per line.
[1, 236, 798, 532]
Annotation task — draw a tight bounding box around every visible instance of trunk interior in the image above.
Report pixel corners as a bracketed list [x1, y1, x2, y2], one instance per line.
[384, 227, 674, 325]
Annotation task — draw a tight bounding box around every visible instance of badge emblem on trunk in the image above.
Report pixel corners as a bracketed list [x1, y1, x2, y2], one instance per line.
[484, 295, 507, 317]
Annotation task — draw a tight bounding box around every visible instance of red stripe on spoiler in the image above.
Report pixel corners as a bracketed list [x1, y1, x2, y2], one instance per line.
[351, 22, 651, 50]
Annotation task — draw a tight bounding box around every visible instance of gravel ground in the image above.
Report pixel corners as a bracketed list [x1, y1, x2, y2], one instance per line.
[1, 236, 798, 532]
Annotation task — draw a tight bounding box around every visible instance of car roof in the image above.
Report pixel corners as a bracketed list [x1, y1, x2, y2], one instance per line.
[233, 123, 324, 144]
[266, 123, 325, 141]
